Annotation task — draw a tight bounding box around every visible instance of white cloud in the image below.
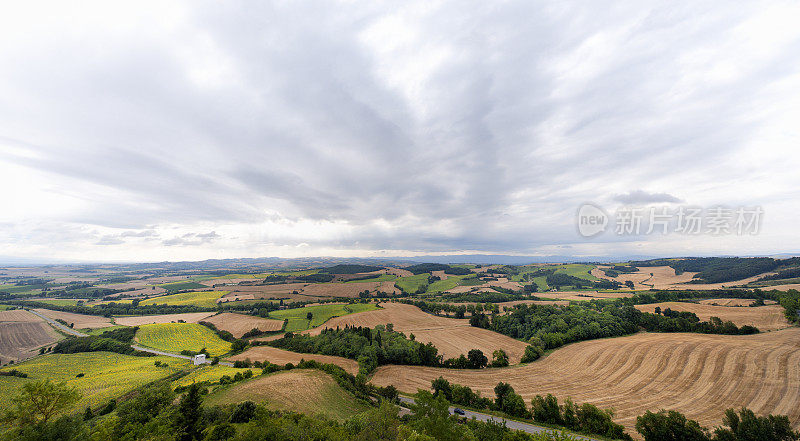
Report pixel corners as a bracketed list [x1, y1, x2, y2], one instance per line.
[1, 0, 799, 262]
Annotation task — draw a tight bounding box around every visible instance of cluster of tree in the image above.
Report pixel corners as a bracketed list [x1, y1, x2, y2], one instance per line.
[441, 291, 531, 304]
[440, 349, 509, 369]
[266, 325, 441, 374]
[474, 303, 759, 353]
[444, 266, 473, 275]
[404, 263, 452, 274]
[602, 265, 639, 278]
[198, 321, 236, 342]
[757, 266, 800, 282]
[529, 393, 630, 440]
[6, 301, 216, 318]
[545, 273, 621, 290]
[636, 408, 799, 441]
[400, 298, 500, 318]
[52, 336, 144, 356]
[630, 257, 797, 284]
[318, 264, 384, 274]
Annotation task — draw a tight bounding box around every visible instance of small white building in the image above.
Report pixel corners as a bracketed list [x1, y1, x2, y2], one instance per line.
[192, 354, 206, 365]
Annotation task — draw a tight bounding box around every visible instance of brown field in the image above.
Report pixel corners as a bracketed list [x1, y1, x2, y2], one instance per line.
[371, 329, 800, 434]
[229, 346, 359, 375]
[301, 281, 379, 298]
[32, 308, 113, 329]
[377, 280, 400, 295]
[113, 312, 215, 326]
[0, 309, 42, 322]
[217, 293, 255, 303]
[634, 302, 789, 331]
[593, 265, 781, 291]
[0, 312, 61, 362]
[206, 369, 370, 420]
[746, 283, 800, 292]
[387, 267, 413, 277]
[202, 313, 284, 337]
[700, 298, 778, 306]
[308, 302, 529, 363]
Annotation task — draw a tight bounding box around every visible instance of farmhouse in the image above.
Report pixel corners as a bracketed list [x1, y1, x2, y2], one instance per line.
[192, 354, 206, 365]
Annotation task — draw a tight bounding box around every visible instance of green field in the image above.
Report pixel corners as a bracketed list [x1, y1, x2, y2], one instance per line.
[206, 369, 370, 420]
[394, 274, 430, 293]
[268, 303, 379, 332]
[0, 352, 188, 411]
[427, 275, 469, 293]
[158, 281, 208, 292]
[139, 290, 228, 308]
[136, 323, 232, 356]
[555, 264, 599, 281]
[172, 364, 254, 388]
[0, 304, 14, 311]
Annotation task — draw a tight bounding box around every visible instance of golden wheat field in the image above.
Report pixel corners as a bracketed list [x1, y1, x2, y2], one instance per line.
[32, 308, 113, 329]
[202, 312, 284, 337]
[229, 346, 359, 375]
[370, 329, 800, 434]
[634, 302, 790, 331]
[307, 302, 529, 363]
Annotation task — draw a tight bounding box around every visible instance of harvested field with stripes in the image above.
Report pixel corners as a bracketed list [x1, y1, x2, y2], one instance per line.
[32, 308, 113, 329]
[114, 312, 215, 326]
[202, 312, 284, 337]
[370, 328, 800, 434]
[634, 302, 789, 331]
[308, 302, 529, 363]
[229, 346, 359, 375]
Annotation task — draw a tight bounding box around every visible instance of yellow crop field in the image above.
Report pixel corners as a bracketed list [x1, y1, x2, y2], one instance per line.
[139, 290, 228, 308]
[136, 323, 232, 356]
[0, 352, 188, 411]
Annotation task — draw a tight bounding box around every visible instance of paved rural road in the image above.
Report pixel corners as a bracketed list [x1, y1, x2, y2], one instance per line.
[27, 309, 88, 337]
[131, 345, 234, 367]
[398, 396, 598, 441]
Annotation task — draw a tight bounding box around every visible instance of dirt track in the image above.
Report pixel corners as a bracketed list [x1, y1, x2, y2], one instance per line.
[370, 329, 800, 434]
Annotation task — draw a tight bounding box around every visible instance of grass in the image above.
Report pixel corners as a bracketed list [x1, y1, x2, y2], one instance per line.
[159, 281, 208, 292]
[136, 323, 232, 356]
[172, 364, 254, 388]
[395, 274, 430, 293]
[268, 303, 379, 332]
[0, 304, 14, 311]
[0, 352, 188, 411]
[139, 290, 228, 308]
[206, 369, 370, 421]
[555, 264, 599, 281]
[426, 275, 468, 293]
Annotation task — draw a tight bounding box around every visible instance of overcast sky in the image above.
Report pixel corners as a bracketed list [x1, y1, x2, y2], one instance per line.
[1, 1, 800, 263]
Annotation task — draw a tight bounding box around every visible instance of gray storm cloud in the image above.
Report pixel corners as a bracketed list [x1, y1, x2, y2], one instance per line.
[0, 0, 799, 261]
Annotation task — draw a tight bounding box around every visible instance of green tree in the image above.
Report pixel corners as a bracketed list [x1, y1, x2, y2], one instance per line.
[1, 379, 81, 426]
[175, 383, 204, 441]
[409, 390, 475, 441]
[467, 349, 488, 369]
[636, 410, 709, 441]
[491, 349, 509, 367]
[713, 407, 799, 441]
[355, 400, 400, 441]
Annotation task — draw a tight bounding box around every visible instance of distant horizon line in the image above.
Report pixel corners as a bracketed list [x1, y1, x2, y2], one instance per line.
[1, 252, 798, 267]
